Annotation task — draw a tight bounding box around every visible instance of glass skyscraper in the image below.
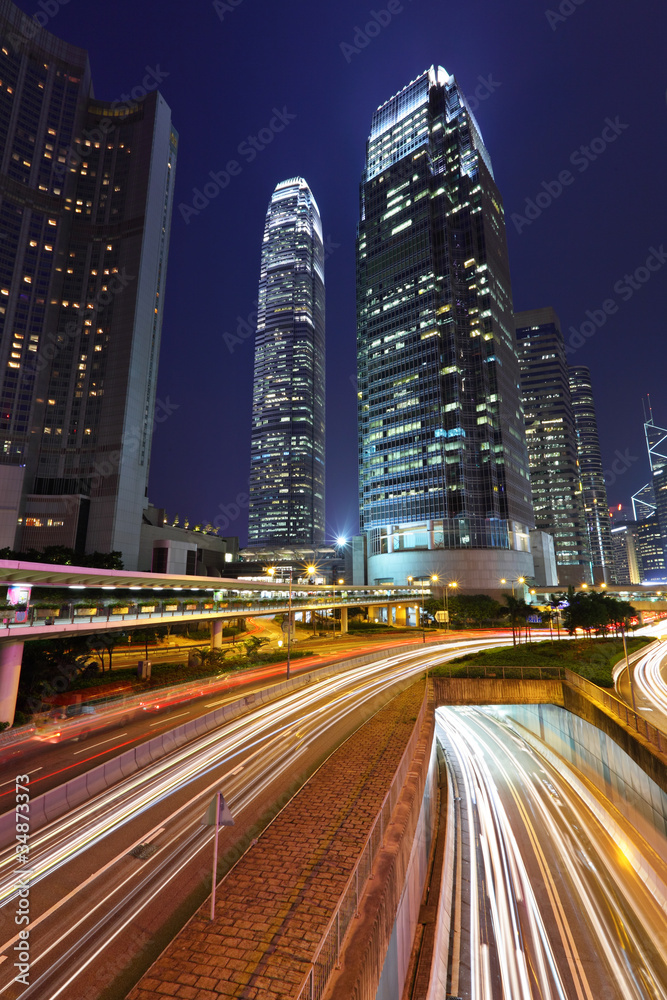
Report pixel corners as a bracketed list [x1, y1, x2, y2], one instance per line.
[0, 0, 177, 569]
[356, 67, 533, 590]
[515, 308, 592, 586]
[247, 178, 325, 548]
[568, 366, 613, 582]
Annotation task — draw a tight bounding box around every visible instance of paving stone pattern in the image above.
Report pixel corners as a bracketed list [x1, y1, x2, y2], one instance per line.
[128, 681, 425, 1000]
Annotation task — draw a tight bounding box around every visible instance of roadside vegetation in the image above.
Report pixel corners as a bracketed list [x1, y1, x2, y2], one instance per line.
[430, 637, 653, 687]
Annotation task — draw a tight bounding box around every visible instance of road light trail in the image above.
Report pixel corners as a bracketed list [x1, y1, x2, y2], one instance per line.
[437, 708, 667, 999]
[0, 638, 511, 999]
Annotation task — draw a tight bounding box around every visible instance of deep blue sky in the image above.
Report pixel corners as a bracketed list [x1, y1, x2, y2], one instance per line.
[21, 0, 667, 541]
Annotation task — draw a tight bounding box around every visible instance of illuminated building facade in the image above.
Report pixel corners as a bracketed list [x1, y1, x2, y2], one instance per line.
[356, 67, 534, 590]
[568, 366, 613, 582]
[247, 178, 325, 547]
[0, 0, 177, 569]
[515, 308, 592, 586]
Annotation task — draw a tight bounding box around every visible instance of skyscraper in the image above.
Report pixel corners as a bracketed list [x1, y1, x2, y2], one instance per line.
[0, 0, 177, 569]
[645, 413, 667, 568]
[247, 178, 325, 548]
[515, 308, 592, 586]
[356, 67, 533, 590]
[568, 366, 613, 582]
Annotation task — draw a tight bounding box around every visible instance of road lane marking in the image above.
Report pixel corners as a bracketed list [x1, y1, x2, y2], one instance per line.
[72, 735, 127, 755]
[148, 711, 190, 726]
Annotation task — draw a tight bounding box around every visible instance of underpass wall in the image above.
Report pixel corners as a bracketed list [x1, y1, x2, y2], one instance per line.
[499, 702, 667, 863]
[432, 677, 565, 706]
[562, 684, 667, 797]
[323, 692, 437, 1000]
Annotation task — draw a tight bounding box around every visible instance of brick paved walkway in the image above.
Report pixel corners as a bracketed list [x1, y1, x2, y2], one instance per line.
[128, 681, 425, 1000]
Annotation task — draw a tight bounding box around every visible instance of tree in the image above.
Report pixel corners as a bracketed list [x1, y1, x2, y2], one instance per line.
[502, 595, 531, 646]
[243, 636, 270, 657]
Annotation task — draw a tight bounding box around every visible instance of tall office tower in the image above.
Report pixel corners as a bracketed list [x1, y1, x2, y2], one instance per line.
[515, 308, 592, 586]
[247, 178, 325, 548]
[568, 366, 613, 582]
[0, 0, 177, 570]
[356, 67, 534, 590]
[610, 522, 640, 585]
[645, 413, 667, 566]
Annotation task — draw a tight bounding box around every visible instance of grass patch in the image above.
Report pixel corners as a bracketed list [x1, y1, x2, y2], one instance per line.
[430, 637, 653, 687]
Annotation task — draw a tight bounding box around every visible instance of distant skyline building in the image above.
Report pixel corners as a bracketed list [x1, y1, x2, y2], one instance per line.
[0, 0, 177, 570]
[568, 366, 614, 582]
[515, 307, 592, 586]
[645, 413, 667, 567]
[356, 66, 534, 590]
[247, 177, 325, 548]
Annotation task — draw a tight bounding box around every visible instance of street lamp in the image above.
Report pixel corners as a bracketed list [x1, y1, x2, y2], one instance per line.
[500, 576, 525, 597]
[333, 577, 344, 637]
[408, 575, 431, 642]
[286, 567, 293, 679]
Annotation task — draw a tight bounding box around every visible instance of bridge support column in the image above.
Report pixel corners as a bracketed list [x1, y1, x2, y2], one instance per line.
[394, 604, 407, 626]
[387, 604, 395, 626]
[210, 619, 223, 648]
[368, 605, 380, 623]
[0, 641, 24, 727]
[412, 604, 421, 628]
[340, 606, 348, 634]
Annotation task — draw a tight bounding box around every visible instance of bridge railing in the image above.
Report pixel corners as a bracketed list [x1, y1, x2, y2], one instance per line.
[0, 595, 412, 632]
[294, 683, 430, 1000]
[564, 669, 666, 756]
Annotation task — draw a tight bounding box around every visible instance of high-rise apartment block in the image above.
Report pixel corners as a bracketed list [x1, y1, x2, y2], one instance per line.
[356, 67, 533, 590]
[568, 366, 613, 582]
[0, 0, 177, 569]
[515, 308, 592, 586]
[247, 178, 325, 548]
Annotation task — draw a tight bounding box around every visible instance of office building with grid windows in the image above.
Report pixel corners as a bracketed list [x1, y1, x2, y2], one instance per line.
[247, 178, 325, 548]
[515, 308, 592, 586]
[0, 0, 177, 569]
[568, 366, 614, 583]
[356, 67, 534, 590]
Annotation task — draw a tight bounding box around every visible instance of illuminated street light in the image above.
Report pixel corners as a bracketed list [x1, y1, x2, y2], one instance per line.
[501, 576, 526, 597]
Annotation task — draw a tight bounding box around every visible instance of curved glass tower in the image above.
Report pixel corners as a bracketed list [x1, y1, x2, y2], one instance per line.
[248, 178, 325, 547]
[356, 67, 533, 590]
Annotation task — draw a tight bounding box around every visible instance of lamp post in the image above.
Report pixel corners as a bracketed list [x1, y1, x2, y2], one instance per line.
[334, 577, 344, 637]
[500, 576, 525, 597]
[286, 567, 293, 679]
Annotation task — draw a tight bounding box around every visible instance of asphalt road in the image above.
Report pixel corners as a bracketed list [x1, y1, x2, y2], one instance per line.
[0, 638, 502, 1000]
[437, 707, 667, 1000]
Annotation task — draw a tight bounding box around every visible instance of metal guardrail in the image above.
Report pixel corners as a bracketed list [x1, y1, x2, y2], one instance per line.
[435, 664, 567, 680]
[564, 669, 666, 756]
[294, 684, 430, 1000]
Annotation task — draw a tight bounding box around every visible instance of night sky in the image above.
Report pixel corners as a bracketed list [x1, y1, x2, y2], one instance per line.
[18, 0, 667, 542]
